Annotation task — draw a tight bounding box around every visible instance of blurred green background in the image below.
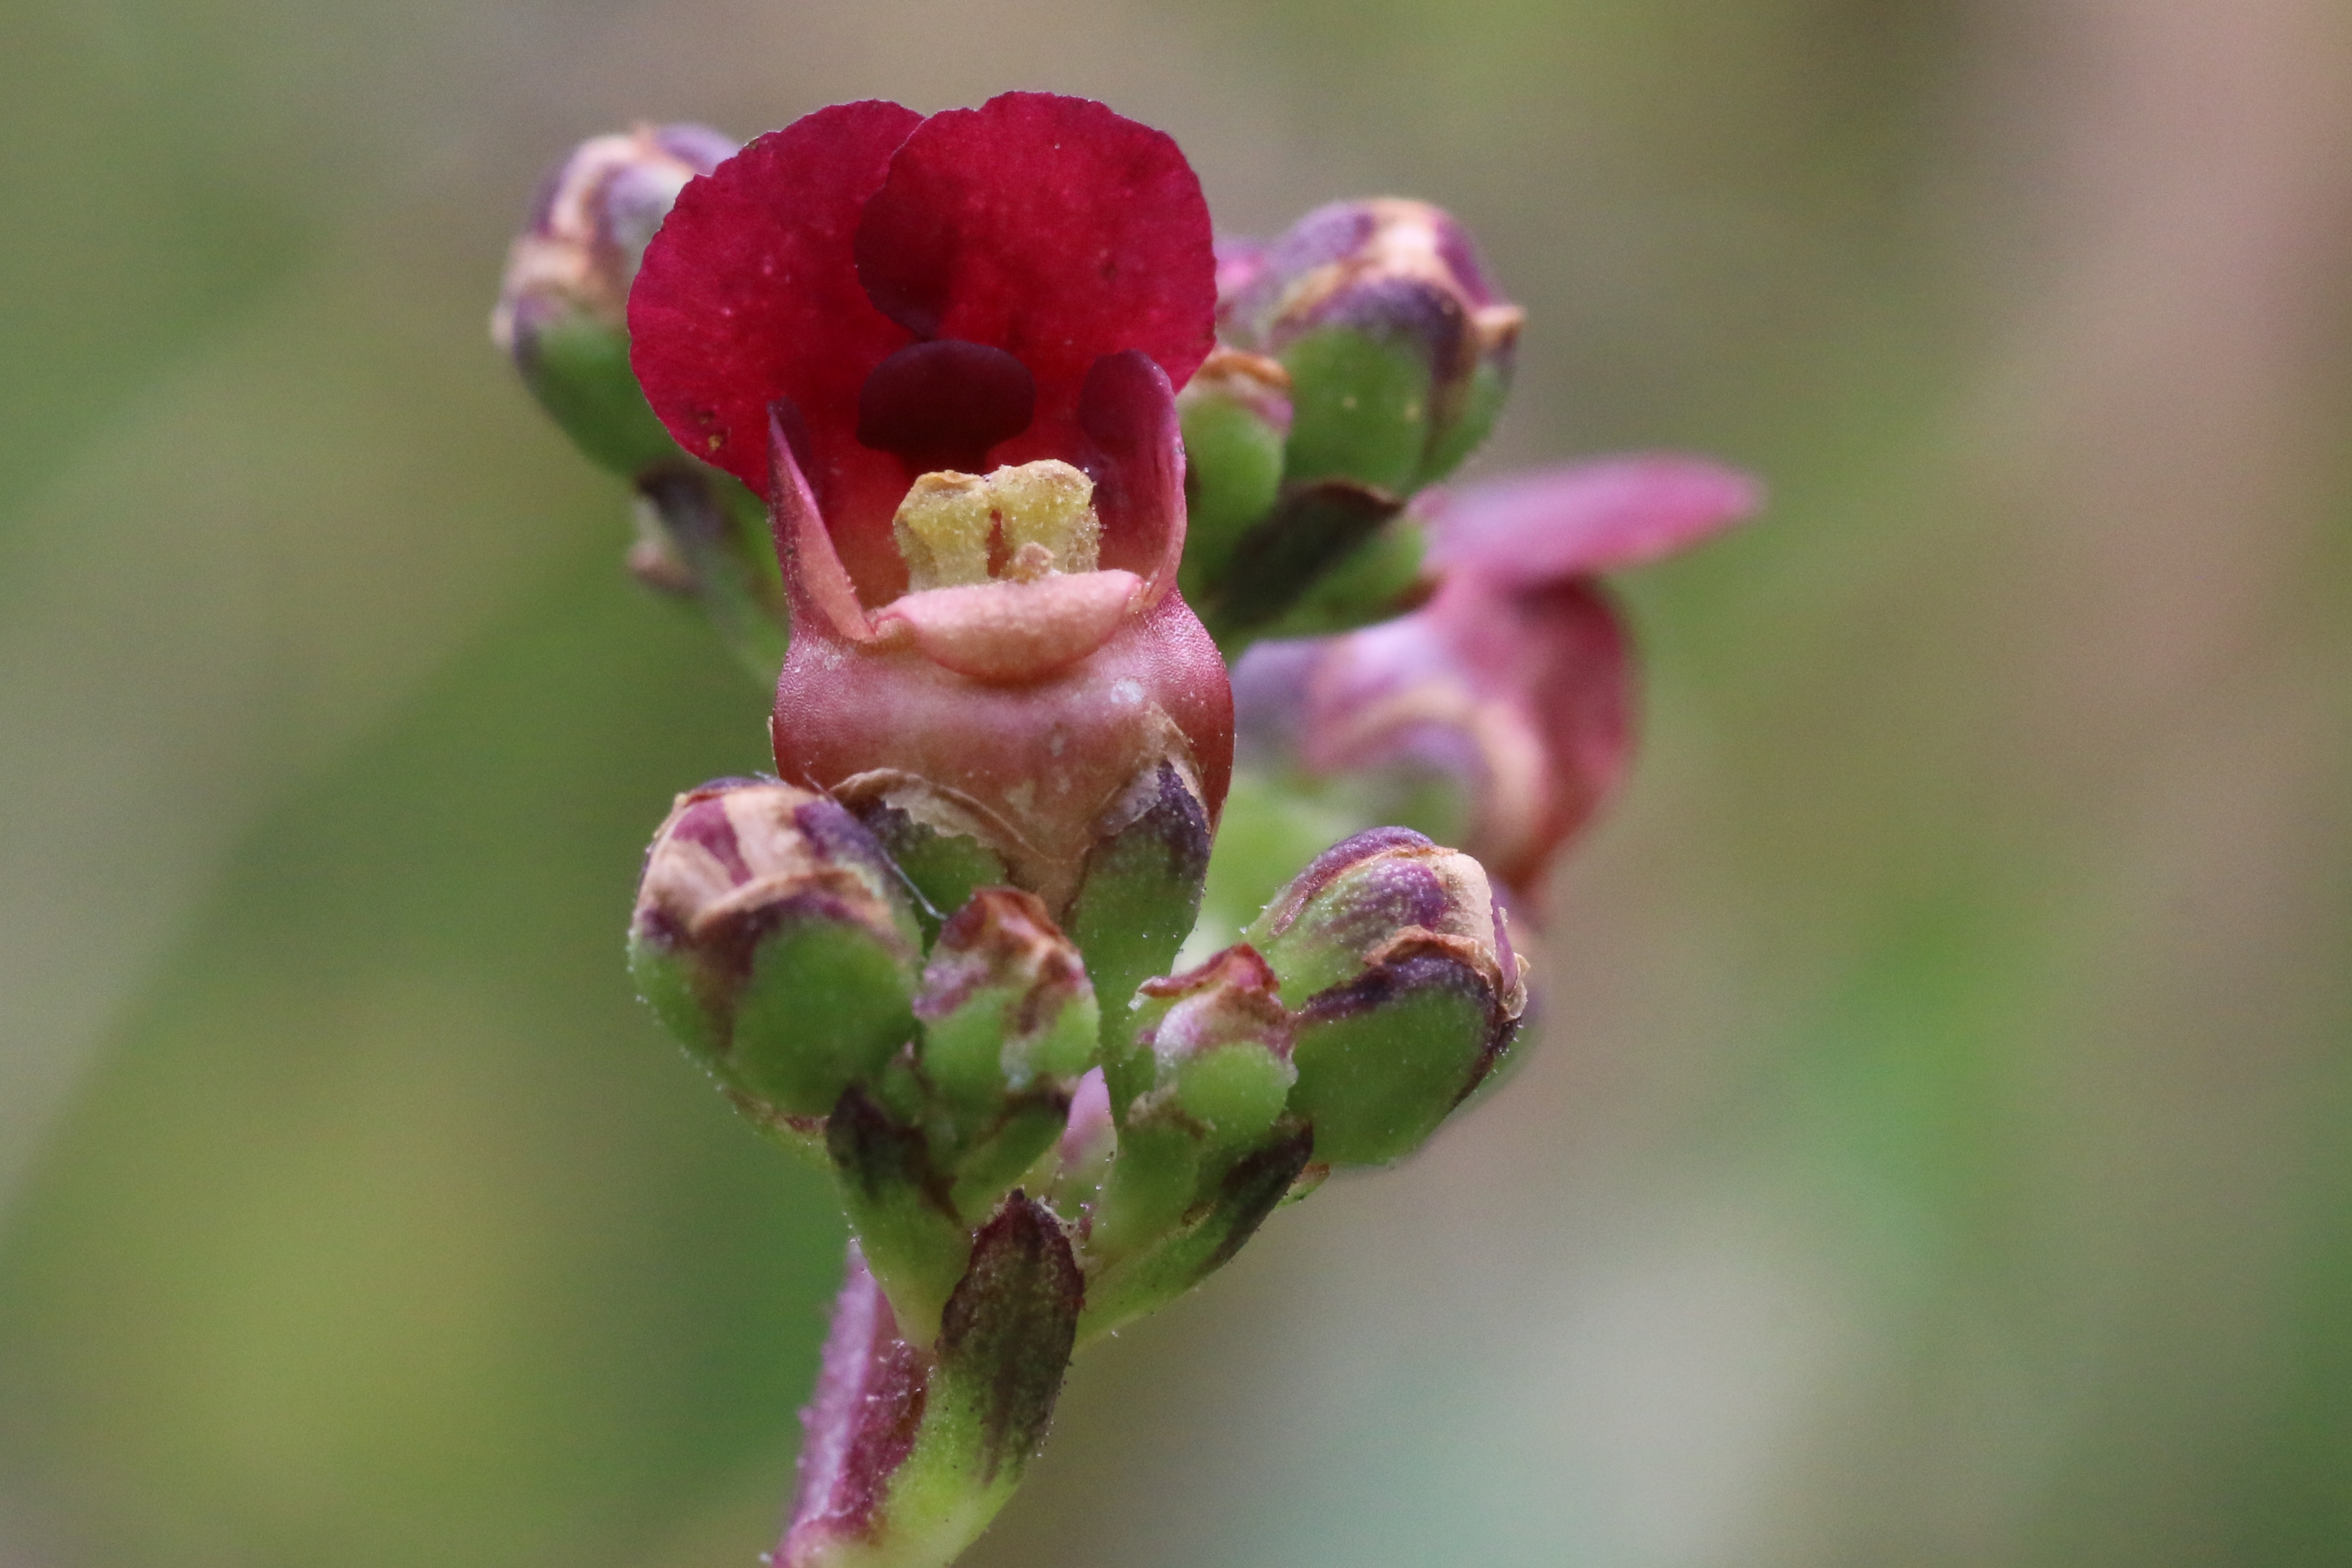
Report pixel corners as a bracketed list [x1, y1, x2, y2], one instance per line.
[4, 1, 2350, 1564]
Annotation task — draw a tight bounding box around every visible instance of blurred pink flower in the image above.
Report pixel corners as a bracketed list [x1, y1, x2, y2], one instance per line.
[1234, 454, 1760, 901]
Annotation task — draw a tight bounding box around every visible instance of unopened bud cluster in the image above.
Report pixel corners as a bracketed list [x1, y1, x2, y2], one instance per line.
[633, 778, 1523, 1343]
[1179, 198, 1523, 650]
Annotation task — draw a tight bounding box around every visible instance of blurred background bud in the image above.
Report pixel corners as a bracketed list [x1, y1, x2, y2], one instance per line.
[492, 123, 734, 479]
[1223, 198, 1522, 499]
[1244, 828, 1525, 1166]
[492, 123, 787, 681]
[1193, 479, 1415, 650]
[627, 778, 923, 1129]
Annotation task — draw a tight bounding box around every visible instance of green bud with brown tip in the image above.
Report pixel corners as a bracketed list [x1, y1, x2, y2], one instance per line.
[628, 778, 923, 1134]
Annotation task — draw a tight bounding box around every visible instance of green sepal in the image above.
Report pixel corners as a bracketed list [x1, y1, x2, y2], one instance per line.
[1174, 1044, 1295, 1158]
[926, 1198, 1082, 1478]
[729, 918, 920, 1118]
[921, 987, 1098, 1117]
[945, 1096, 1072, 1223]
[1252, 516, 1428, 641]
[1067, 763, 1211, 1062]
[1177, 392, 1287, 604]
[1288, 975, 1493, 1166]
[627, 928, 723, 1066]
[1089, 1106, 1203, 1259]
[853, 805, 1011, 946]
[1205, 480, 1403, 648]
[1078, 1124, 1313, 1342]
[1278, 325, 1435, 496]
[1417, 351, 1511, 487]
[827, 1088, 972, 1346]
[517, 310, 683, 478]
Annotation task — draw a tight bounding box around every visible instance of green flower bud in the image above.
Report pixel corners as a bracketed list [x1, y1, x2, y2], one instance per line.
[1082, 945, 1309, 1336]
[917, 888, 1101, 1222]
[1137, 945, 1298, 1154]
[492, 123, 736, 477]
[1245, 828, 1527, 1166]
[916, 888, 1100, 1114]
[1109, 944, 1296, 1151]
[629, 778, 923, 1130]
[1227, 199, 1522, 498]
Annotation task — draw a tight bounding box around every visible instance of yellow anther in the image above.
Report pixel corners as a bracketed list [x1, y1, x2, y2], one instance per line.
[891, 459, 1101, 591]
[989, 460, 1099, 575]
[893, 471, 995, 590]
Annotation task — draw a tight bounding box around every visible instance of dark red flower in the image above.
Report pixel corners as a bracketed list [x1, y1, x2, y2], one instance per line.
[1234, 455, 1761, 901]
[629, 94, 1232, 909]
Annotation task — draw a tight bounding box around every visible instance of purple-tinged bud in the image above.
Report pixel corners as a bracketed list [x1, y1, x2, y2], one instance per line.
[1224, 198, 1522, 496]
[492, 123, 736, 477]
[1043, 1068, 1117, 1225]
[783, 1247, 927, 1568]
[629, 778, 922, 1125]
[1244, 828, 1526, 1166]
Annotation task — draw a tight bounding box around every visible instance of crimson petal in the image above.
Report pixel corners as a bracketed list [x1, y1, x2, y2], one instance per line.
[630, 99, 924, 601]
[854, 93, 1217, 477]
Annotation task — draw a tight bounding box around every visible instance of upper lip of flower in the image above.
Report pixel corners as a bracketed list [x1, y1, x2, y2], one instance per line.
[627, 92, 1220, 668]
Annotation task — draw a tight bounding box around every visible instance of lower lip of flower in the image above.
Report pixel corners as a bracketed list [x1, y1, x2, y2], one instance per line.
[868, 457, 1143, 683]
[874, 570, 1144, 683]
